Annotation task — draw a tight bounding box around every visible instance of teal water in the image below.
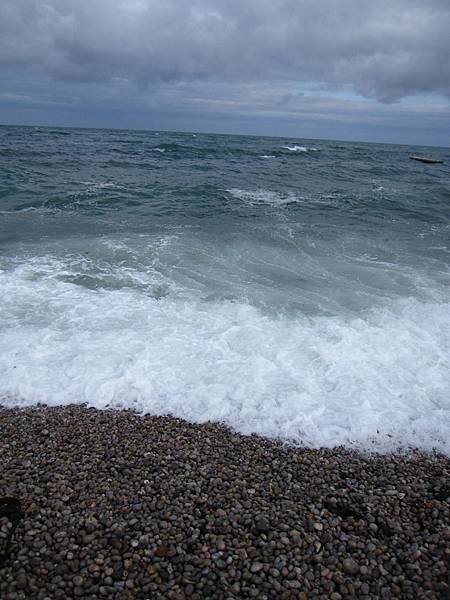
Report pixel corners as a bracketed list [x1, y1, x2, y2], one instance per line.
[1, 125, 449, 452]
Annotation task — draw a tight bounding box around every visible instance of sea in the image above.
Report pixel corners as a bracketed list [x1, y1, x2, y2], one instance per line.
[0, 125, 449, 454]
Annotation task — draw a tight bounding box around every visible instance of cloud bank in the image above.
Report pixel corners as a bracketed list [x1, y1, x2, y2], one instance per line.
[1, 0, 449, 102]
[0, 1, 449, 144]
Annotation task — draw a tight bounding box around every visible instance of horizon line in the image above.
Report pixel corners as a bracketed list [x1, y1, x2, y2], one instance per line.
[0, 121, 449, 150]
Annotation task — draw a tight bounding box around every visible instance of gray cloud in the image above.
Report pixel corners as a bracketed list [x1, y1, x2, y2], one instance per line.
[1, 0, 449, 102]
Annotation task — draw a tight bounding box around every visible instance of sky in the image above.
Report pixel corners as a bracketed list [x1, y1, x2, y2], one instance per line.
[1, 0, 449, 145]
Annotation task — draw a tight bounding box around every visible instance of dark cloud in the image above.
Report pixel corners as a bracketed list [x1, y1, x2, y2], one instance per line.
[0, 1, 449, 144]
[1, 0, 449, 101]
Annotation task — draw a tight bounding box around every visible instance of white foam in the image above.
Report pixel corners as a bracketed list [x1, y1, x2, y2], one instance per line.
[79, 181, 121, 189]
[281, 145, 318, 152]
[227, 188, 301, 207]
[0, 257, 449, 454]
[282, 145, 308, 152]
[152, 147, 165, 153]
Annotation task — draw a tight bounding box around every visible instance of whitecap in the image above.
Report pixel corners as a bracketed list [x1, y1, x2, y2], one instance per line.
[79, 181, 121, 189]
[281, 145, 318, 152]
[227, 188, 300, 207]
[1, 256, 448, 455]
[282, 145, 308, 152]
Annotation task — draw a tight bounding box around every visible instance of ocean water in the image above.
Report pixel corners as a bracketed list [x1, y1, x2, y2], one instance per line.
[0, 125, 449, 454]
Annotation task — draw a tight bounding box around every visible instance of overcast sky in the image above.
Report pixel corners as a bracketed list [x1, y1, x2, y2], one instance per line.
[1, 0, 449, 145]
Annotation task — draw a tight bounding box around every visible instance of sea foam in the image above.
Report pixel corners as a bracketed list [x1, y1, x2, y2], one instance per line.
[1, 127, 449, 456]
[0, 256, 448, 455]
[227, 188, 301, 206]
[282, 145, 317, 152]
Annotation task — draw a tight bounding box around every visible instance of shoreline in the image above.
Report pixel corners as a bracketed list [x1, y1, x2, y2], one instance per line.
[1, 404, 449, 599]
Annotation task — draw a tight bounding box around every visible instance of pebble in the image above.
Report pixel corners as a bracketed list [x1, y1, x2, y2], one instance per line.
[342, 558, 359, 575]
[0, 404, 448, 600]
[250, 562, 264, 573]
[256, 516, 270, 533]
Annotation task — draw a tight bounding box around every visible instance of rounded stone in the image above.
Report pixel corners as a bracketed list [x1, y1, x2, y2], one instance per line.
[343, 558, 359, 575]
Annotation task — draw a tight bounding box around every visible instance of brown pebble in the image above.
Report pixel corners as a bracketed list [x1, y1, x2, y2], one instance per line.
[154, 544, 168, 557]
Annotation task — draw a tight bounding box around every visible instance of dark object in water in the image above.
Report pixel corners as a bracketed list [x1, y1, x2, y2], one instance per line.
[0, 497, 24, 565]
[409, 156, 443, 164]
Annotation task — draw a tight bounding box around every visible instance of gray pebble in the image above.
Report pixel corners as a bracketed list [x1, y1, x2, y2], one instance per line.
[0, 404, 448, 600]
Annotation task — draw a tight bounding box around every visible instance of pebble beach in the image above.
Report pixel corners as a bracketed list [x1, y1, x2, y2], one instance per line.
[0, 405, 449, 599]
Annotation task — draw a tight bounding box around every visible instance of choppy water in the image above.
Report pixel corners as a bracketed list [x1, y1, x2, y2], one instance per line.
[1, 125, 449, 453]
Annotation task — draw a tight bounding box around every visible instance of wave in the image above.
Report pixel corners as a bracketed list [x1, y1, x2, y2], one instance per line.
[226, 188, 346, 209]
[1, 128, 449, 455]
[0, 255, 448, 454]
[281, 145, 318, 153]
[79, 181, 123, 189]
[227, 188, 301, 207]
[282, 145, 308, 152]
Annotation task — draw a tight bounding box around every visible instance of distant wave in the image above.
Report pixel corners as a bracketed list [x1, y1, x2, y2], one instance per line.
[0, 206, 56, 215]
[79, 181, 122, 189]
[281, 145, 318, 152]
[227, 188, 301, 207]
